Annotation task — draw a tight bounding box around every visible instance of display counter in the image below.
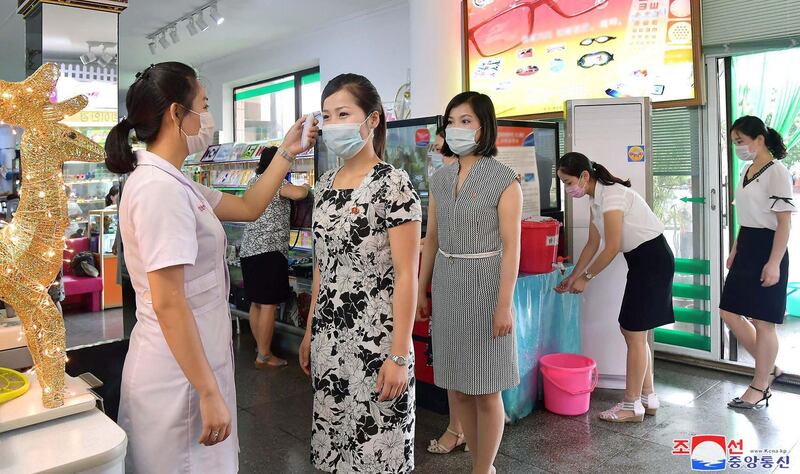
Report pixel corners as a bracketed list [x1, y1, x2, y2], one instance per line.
[0, 408, 126, 473]
[0, 372, 126, 474]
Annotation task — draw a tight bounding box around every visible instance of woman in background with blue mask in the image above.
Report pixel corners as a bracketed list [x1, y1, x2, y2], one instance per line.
[299, 73, 421, 473]
[418, 91, 522, 474]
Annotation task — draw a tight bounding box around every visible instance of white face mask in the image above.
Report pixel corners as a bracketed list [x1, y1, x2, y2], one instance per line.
[445, 127, 479, 156]
[322, 115, 373, 160]
[179, 107, 215, 156]
[735, 144, 756, 162]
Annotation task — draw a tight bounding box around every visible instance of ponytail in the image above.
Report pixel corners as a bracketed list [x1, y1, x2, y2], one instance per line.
[765, 127, 787, 159]
[105, 118, 136, 174]
[557, 152, 631, 187]
[731, 115, 788, 160]
[372, 107, 387, 158]
[105, 62, 199, 175]
[592, 162, 631, 187]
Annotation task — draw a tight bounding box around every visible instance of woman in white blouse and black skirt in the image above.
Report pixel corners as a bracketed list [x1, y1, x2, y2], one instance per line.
[555, 152, 674, 423]
[721, 116, 794, 409]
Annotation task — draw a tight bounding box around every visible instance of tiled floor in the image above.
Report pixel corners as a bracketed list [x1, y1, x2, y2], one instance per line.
[63, 307, 123, 348]
[231, 327, 800, 474]
[739, 315, 800, 376]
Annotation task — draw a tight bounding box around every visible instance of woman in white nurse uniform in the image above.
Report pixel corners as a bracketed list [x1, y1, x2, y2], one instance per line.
[104, 62, 317, 473]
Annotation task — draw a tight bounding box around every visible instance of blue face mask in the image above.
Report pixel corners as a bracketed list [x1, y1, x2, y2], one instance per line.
[322, 114, 373, 160]
[445, 127, 478, 156]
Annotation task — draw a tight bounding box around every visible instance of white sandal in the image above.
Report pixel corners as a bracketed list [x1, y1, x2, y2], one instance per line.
[427, 428, 468, 454]
[641, 393, 659, 416]
[599, 399, 645, 423]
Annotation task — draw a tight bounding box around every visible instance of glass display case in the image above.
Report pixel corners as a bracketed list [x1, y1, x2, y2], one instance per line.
[88, 207, 121, 309]
[64, 163, 119, 237]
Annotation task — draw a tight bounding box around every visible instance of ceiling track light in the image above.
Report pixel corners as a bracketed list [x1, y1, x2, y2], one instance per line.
[208, 4, 224, 25]
[80, 52, 96, 65]
[80, 42, 117, 67]
[146, 1, 222, 53]
[194, 12, 209, 31]
[186, 18, 199, 36]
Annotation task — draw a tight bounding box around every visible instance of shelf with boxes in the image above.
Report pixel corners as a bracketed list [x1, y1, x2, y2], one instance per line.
[183, 141, 317, 333]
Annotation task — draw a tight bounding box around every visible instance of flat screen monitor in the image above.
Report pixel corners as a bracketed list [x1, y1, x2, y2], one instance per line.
[385, 117, 443, 235]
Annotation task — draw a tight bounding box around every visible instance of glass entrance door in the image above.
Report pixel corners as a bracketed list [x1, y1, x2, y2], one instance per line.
[719, 49, 800, 376]
[650, 103, 719, 360]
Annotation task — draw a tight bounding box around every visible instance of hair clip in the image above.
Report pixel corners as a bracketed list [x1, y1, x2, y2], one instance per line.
[135, 64, 156, 81]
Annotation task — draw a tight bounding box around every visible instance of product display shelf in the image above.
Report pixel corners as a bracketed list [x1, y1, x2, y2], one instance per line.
[223, 221, 314, 333]
[63, 163, 119, 238]
[183, 141, 315, 191]
[182, 142, 318, 335]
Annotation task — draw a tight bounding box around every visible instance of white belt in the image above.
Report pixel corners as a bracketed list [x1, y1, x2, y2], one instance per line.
[438, 249, 501, 259]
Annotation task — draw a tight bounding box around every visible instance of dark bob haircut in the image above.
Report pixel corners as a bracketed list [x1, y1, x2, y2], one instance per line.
[441, 91, 498, 158]
[255, 146, 278, 175]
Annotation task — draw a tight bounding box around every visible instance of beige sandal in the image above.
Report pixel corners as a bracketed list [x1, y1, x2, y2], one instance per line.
[255, 353, 288, 369]
[599, 400, 645, 423]
[427, 428, 468, 454]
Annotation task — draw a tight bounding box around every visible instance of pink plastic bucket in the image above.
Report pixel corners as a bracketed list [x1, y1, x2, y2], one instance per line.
[540, 353, 598, 416]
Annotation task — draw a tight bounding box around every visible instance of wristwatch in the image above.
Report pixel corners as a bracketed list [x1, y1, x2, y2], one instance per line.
[389, 354, 408, 367]
[583, 271, 595, 281]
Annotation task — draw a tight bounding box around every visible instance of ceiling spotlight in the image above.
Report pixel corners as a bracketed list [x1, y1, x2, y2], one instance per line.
[170, 26, 180, 44]
[100, 47, 116, 66]
[80, 51, 96, 65]
[208, 4, 224, 25]
[148, 41, 157, 55]
[158, 32, 170, 49]
[186, 18, 199, 36]
[194, 12, 209, 31]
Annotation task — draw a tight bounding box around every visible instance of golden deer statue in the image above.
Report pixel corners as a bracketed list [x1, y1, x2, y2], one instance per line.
[0, 63, 105, 408]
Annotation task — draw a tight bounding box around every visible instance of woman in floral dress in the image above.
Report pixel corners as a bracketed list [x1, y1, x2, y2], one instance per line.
[299, 73, 421, 473]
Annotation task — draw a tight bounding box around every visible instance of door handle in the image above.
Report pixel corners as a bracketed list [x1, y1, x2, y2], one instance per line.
[710, 188, 717, 211]
[720, 177, 729, 228]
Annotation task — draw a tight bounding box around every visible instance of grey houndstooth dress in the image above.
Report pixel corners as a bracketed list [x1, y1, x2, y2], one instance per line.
[430, 158, 520, 395]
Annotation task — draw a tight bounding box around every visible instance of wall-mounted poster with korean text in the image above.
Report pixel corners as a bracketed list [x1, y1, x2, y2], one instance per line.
[465, 0, 701, 117]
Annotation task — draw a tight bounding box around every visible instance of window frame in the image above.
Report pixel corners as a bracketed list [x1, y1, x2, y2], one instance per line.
[232, 66, 320, 143]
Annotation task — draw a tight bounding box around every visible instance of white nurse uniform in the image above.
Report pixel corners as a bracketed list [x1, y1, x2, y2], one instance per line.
[117, 150, 238, 473]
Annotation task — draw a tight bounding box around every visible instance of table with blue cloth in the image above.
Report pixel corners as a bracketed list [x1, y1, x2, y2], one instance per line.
[502, 269, 580, 423]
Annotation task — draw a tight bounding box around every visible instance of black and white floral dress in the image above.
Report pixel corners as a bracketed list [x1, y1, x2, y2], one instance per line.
[311, 162, 421, 473]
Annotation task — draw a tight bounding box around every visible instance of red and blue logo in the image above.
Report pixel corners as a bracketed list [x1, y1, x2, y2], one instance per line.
[691, 435, 727, 471]
[415, 128, 430, 147]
